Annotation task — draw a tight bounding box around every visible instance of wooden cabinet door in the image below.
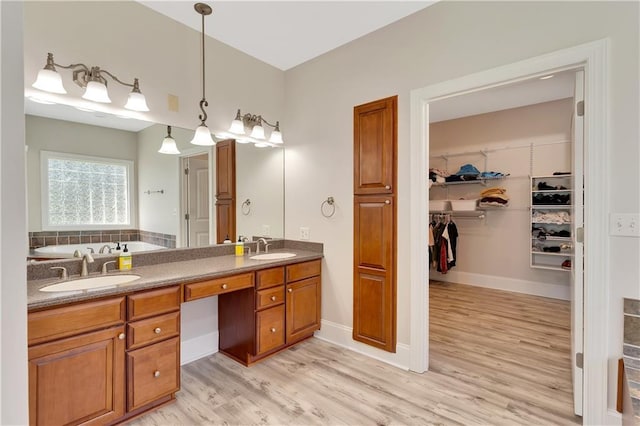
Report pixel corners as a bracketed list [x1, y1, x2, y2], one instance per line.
[286, 276, 321, 344]
[126, 337, 180, 412]
[353, 194, 396, 352]
[215, 139, 236, 243]
[28, 326, 125, 426]
[354, 96, 397, 195]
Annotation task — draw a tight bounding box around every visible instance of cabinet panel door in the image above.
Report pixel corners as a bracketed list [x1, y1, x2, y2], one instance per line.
[353, 194, 396, 353]
[353, 267, 395, 351]
[127, 337, 180, 412]
[215, 198, 235, 244]
[354, 96, 397, 195]
[354, 195, 393, 270]
[28, 326, 125, 426]
[286, 276, 321, 344]
[256, 305, 285, 354]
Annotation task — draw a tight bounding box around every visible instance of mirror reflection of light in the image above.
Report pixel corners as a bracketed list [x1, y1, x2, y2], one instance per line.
[28, 96, 56, 105]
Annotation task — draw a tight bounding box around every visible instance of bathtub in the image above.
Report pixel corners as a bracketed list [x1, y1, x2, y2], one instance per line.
[33, 241, 167, 258]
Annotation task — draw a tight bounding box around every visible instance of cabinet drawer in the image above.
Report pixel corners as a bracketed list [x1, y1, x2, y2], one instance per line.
[127, 336, 180, 412]
[127, 311, 180, 350]
[256, 305, 285, 355]
[184, 272, 254, 301]
[286, 260, 321, 282]
[127, 286, 181, 321]
[256, 267, 285, 290]
[28, 297, 125, 346]
[256, 286, 284, 310]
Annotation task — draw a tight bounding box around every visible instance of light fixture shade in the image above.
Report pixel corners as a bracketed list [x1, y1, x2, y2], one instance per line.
[125, 91, 149, 112]
[82, 81, 111, 103]
[32, 69, 67, 94]
[190, 125, 216, 146]
[250, 124, 265, 140]
[158, 136, 181, 154]
[229, 119, 245, 134]
[268, 130, 284, 144]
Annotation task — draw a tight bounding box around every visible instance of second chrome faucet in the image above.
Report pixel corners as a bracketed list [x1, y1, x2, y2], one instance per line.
[255, 238, 270, 254]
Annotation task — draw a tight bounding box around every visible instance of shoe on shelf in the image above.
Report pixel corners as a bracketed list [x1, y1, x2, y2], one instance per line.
[537, 182, 555, 190]
[561, 259, 572, 270]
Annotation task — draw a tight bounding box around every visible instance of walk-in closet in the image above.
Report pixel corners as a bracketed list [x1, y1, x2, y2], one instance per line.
[426, 69, 584, 422]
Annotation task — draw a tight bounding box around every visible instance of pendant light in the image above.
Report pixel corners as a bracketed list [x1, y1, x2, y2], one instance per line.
[158, 126, 181, 155]
[189, 3, 215, 146]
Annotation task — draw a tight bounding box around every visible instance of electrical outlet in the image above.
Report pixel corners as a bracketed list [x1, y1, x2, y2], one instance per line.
[300, 227, 310, 240]
[262, 225, 271, 237]
[610, 213, 640, 237]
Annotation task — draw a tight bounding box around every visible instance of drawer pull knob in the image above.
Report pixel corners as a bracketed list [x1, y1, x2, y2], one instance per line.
[270, 296, 277, 301]
[385, 200, 390, 205]
[154, 370, 160, 378]
[154, 327, 162, 334]
[221, 284, 228, 289]
[385, 185, 391, 190]
[118, 333, 125, 340]
[288, 288, 293, 293]
[270, 327, 276, 333]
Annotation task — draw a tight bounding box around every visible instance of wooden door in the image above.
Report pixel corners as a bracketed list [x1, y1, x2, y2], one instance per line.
[215, 139, 236, 243]
[285, 276, 321, 344]
[28, 326, 125, 426]
[353, 95, 397, 353]
[353, 195, 396, 351]
[354, 96, 397, 195]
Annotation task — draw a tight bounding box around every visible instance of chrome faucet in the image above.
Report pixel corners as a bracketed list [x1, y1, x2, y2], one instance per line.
[256, 238, 270, 254]
[101, 260, 116, 275]
[80, 252, 94, 277]
[99, 244, 113, 254]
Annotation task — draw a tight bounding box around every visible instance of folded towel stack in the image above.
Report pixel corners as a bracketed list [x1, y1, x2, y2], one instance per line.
[478, 187, 509, 207]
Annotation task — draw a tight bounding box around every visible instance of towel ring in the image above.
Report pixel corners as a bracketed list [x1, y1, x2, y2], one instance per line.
[241, 199, 251, 215]
[321, 196, 336, 218]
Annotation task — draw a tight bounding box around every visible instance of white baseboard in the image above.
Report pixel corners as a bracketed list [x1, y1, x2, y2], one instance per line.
[314, 319, 411, 370]
[431, 270, 570, 300]
[605, 408, 622, 425]
[180, 331, 219, 365]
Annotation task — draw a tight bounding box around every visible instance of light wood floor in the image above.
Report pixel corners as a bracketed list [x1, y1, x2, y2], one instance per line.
[130, 282, 580, 425]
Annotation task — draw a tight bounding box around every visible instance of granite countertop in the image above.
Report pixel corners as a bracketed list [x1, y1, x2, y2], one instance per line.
[28, 248, 323, 310]
[623, 298, 640, 424]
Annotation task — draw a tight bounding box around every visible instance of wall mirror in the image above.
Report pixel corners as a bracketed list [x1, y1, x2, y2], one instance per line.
[25, 99, 285, 256]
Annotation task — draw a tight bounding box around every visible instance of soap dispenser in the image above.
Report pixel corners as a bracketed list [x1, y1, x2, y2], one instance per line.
[119, 244, 132, 270]
[235, 236, 244, 257]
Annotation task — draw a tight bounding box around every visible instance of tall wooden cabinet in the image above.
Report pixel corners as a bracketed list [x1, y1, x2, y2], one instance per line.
[215, 139, 236, 243]
[353, 96, 397, 352]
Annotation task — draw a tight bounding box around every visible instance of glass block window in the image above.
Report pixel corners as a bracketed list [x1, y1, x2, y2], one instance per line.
[41, 151, 134, 229]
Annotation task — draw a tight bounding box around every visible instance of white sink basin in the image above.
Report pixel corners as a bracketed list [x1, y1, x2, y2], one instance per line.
[40, 274, 141, 292]
[250, 252, 297, 261]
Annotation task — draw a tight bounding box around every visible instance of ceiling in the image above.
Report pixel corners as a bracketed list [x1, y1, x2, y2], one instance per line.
[138, 1, 435, 71]
[429, 70, 576, 123]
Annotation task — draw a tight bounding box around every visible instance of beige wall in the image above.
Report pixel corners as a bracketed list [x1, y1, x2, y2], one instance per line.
[283, 0, 639, 414]
[430, 99, 573, 296]
[25, 115, 139, 231]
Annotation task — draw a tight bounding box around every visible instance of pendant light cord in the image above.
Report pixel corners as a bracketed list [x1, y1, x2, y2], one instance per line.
[198, 6, 208, 125]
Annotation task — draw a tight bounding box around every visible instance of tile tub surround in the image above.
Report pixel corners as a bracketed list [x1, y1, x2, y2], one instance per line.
[623, 298, 640, 422]
[29, 229, 176, 249]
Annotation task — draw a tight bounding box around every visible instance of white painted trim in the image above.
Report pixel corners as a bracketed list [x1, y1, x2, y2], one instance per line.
[180, 331, 219, 366]
[431, 270, 571, 301]
[606, 408, 622, 426]
[315, 319, 411, 370]
[409, 39, 609, 424]
[409, 91, 429, 374]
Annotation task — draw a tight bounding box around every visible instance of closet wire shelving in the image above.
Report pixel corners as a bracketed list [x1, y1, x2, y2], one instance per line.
[429, 149, 509, 219]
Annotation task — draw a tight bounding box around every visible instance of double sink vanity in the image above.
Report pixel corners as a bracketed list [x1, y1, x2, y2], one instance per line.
[26, 240, 322, 425]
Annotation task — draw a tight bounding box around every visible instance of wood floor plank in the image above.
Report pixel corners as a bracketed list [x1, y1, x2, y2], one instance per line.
[129, 281, 580, 425]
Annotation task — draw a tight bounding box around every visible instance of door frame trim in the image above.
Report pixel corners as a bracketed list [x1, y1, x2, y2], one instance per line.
[179, 148, 213, 247]
[409, 39, 609, 423]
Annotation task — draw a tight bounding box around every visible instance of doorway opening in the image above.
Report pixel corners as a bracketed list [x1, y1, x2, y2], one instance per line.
[180, 152, 211, 248]
[408, 40, 610, 423]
